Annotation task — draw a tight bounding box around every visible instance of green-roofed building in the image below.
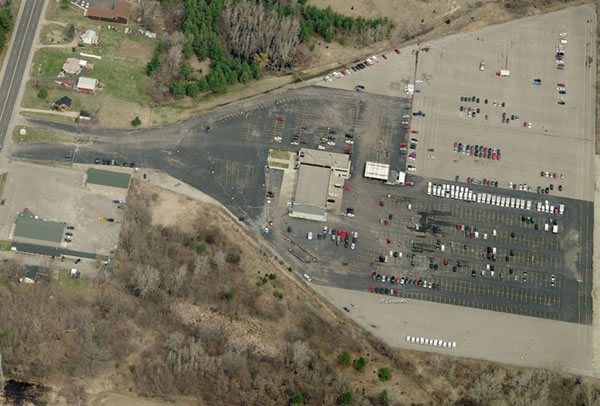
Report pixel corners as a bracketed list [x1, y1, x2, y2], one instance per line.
[13, 210, 65, 248]
[87, 168, 131, 189]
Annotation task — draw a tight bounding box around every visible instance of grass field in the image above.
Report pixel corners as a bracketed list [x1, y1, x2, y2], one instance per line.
[21, 80, 82, 110]
[20, 111, 76, 125]
[0, 240, 11, 251]
[30, 48, 71, 77]
[12, 126, 74, 144]
[268, 161, 289, 169]
[40, 23, 69, 46]
[270, 150, 291, 160]
[57, 269, 93, 301]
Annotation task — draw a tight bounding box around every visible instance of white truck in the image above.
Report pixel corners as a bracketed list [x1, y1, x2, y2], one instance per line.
[497, 70, 511, 77]
[307, 232, 313, 240]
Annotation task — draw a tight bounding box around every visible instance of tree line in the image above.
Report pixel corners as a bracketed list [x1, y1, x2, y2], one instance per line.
[0, 0, 12, 54]
[146, 0, 392, 101]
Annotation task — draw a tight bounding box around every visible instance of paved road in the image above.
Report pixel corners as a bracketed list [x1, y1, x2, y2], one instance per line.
[0, 0, 44, 149]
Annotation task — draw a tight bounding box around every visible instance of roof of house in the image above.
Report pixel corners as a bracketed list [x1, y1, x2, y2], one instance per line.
[55, 96, 72, 107]
[14, 210, 65, 243]
[23, 265, 40, 281]
[62, 57, 81, 73]
[87, 168, 131, 189]
[77, 77, 97, 90]
[293, 165, 330, 209]
[88, 1, 131, 20]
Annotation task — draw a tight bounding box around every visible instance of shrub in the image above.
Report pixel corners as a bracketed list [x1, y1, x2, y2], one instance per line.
[337, 391, 353, 405]
[353, 357, 367, 371]
[337, 352, 351, 366]
[289, 393, 304, 405]
[378, 367, 392, 382]
[273, 290, 283, 299]
[269, 273, 277, 280]
[379, 389, 389, 403]
[131, 116, 141, 127]
[128, 365, 137, 374]
[225, 292, 234, 301]
[37, 87, 47, 99]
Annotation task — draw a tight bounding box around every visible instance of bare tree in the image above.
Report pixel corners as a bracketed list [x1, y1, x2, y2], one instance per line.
[130, 264, 160, 297]
[134, 0, 161, 32]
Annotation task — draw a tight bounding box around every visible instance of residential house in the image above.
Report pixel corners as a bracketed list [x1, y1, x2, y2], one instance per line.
[54, 96, 72, 112]
[19, 266, 47, 284]
[87, 1, 131, 24]
[62, 57, 82, 75]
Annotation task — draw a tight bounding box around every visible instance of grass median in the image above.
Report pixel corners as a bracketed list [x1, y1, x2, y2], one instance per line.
[12, 126, 74, 144]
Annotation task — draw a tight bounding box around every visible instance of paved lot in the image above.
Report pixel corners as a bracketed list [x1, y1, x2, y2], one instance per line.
[314, 5, 596, 203]
[0, 162, 123, 255]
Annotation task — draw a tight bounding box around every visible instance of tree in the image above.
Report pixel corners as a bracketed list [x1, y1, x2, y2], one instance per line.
[378, 367, 392, 382]
[379, 389, 388, 403]
[337, 391, 353, 405]
[169, 81, 186, 99]
[289, 394, 304, 405]
[185, 81, 199, 97]
[37, 87, 47, 99]
[145, 54, 160, 75]
[337, 352, 351, 366]
[130, 116, 142, 127]
[353, 357, 367, 371]
[181, 62, 192, 79]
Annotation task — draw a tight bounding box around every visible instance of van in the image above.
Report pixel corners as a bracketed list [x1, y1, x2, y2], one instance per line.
[527, 200, 532, 210]
[307, 232, 313, 240]
[427, 182, 432, 195]
[559, 204, 564, 215]
[552, 225, 558, 234]
[303, 273, 312, 282]
[544, 223, 549, 232]
[486, 194, 492, 204]
[501, 197, 506, 206]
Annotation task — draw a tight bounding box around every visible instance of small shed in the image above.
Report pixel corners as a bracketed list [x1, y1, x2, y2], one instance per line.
[80, 30, 99, 45]
[54, 96, 72, 112]
[79, 110, 91, 120]
[77, 77, 97, 93]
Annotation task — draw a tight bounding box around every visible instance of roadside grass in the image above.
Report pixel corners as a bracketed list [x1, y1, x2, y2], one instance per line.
[0, 172, 7, 196]
[12, 126, 74, 144]
[46, 1, 88, 25]
[0, 240, 11, 251]
[22, 159, 72, 168]
[40, 23, 69, 45]
[57, 269, 93, 301]
[21, 80, 83, 111]
[20, 111, 76, 125]
[270, 150, 290, 160]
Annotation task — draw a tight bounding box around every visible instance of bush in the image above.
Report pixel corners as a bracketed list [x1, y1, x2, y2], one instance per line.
[378, 367, 392, 382]
[225, 292, 234, 301]
[273, 290, 283, 299]
[337, 352, 351, 366]
[131, 116, 142, 127]
[379, 389, 389, 403]
[128, 365, 136, 374]
[37, 87, 47, 99]
[353, 357, 367, 371]
[337, 391, 353, 405]
[289, 393, 304, 405]
[269, 273, 277, 280]
[60, 0, 69, 9]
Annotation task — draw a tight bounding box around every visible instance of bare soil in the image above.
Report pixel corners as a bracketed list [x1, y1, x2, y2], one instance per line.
[119, 40, 154, 62]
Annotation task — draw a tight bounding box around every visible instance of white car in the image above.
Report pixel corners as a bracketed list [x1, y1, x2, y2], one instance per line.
[345, 140, 354, 144]
[407, 165, 416, 172]
[366, 58, 373, 65]
[528, 122, 532, 128]
[290, 141, 298, 145]
[371, 55, 379, 62]
[273, 136, 282, 142]
[327, 141, 335, 146]
[317, 145, 326, 150]
[324, 76, 332, 82]
[406, 336, 411, 343]
[411, 336, 416, 344]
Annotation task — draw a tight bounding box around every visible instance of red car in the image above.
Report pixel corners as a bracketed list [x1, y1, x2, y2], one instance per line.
[437, 283, 441, 290]
[470, 149, 474, 156]
[364, 60, 370, 66]
[467, 177, 471, 184]
[497, 154, 501, 161]
[492, 152, 497, 160]
[399, 142, 407, 147]
[380, 200, 385, 207]
[371, 272, 377, 280]
[382, 54, 387, 60]
[343, 186, 351, 191]
[557, 83, 565, 87]
[456, 224, 461, 230]
[340, 71, 346, 76]
[337, 229, 341, 236]
[485, 114, 488, 120]
[277, 117, 285, 122]
[523, 121, 527, 127]
[405, 181, 414, 186]
[370, 285, 375, 293]
[411, 130, 419, 134]
[386, 237, 391, 244]
[267, 190, 275, 197]
[443, 258, 449, 266]
[343, 148, 351, 153]
[453, 141, 458, 150]
[384, 220, 389, 226]
[394, 289, 399, 296]
[394, 48, 400, 54]
[408, 152, 416, 158]
[396, 278, 400, 284]
[402, 125, 410, 129]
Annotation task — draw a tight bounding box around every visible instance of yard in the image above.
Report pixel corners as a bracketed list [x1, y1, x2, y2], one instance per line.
[21, 80, 82, 111]
[57, 269, 94, 301]
[40, 23, 71, 46]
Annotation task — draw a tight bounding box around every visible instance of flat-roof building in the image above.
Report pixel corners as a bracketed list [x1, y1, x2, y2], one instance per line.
[297, 148, 351, 179]
[86, 168, 131, 193]
[13, 210, 65, 248]
[290, 165, 330, 222]
[364, 161, 390, 181]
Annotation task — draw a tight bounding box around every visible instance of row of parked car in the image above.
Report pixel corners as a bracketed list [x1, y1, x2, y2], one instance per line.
[323, 49, 401, 82]
[371, 273, 442, 290]
[453, 142, 501, 160]
[95, 158, 136, 168]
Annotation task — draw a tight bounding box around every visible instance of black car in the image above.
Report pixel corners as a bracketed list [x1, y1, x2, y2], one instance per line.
[471, 270, 476, 277]
[345, 133, 353, 138]
[484, 99, 488, 104]
[476, 98, 480, 103]
[66, 226, 75, 230]
[74, 258, 81, 264]
[65, 232, 73, 236]
[460, 106, 464, 111]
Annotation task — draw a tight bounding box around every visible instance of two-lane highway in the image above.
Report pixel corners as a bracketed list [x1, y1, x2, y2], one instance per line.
[0, 0, 44, 149]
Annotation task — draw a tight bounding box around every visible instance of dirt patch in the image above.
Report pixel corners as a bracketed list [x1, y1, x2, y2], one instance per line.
[188, 55, 211, 80]
[119, 40, 154, 61]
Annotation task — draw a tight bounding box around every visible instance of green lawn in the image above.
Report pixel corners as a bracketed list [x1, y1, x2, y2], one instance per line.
[46, 1, 89, 25]
[0, 240, 11, 251]
[12, 126, 74, 144]
[270, 150, 291, 160]
[30, 48, 71, 77]
[269, 161, 289, 169]
[21, 80, 84, 111]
